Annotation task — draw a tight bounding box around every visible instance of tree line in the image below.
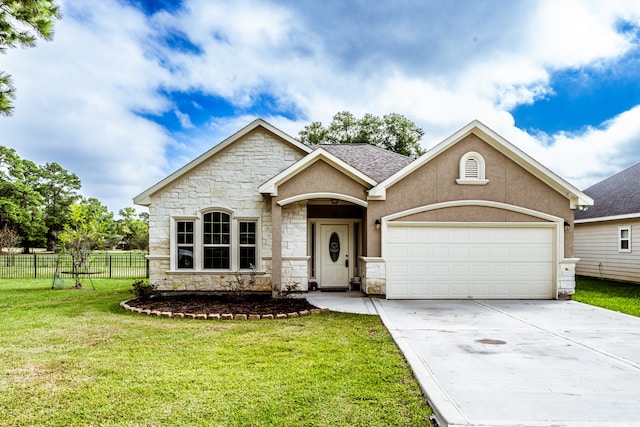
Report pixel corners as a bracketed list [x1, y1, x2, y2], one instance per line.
[298, 111, 425, 158]
[0, 146, 148, 254]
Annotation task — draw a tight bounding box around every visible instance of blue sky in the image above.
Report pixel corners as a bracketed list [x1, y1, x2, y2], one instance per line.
[2, 0, 640, 214]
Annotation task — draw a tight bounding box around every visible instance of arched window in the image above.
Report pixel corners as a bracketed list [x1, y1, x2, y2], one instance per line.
[173, 210, 258, 271]
[203, 211, 231, 269]
[456, 152, 489, 185]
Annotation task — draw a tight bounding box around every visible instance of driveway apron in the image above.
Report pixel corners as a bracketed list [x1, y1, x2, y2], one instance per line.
[373, 299, 640, 427]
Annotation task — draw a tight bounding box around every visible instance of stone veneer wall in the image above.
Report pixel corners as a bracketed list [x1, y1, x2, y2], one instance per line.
[360, 257, 386, 295]
[558, 258, 578, 298]
[281, 201, 309, 291]
[147, 129, 306, 291]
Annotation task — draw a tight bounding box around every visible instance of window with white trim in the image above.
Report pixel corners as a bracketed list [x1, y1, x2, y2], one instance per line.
[203, 212, 231, 269]
[173, 212, 258, 271]
[619, 226, 631, 253]
[176, 221, 194, 269]
[456, 151, 489, 185]
[239, 221, 257, 269]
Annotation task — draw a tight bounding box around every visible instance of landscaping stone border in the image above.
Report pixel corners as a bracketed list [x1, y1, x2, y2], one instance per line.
[119, 299, 329, 320]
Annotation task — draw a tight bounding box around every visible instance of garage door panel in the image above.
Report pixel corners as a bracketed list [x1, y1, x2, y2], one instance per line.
[388, 264, 408, 278]
[451, 265, 470, 276]
[386, 225, 555, 299]
[388, 245, 408, 259]
[409, 265, 428, 278]
[451, 284, 470, 297]
[471, 283, 490, 295]
[431, 284, 452, 297]
[471, 265, 491, 277]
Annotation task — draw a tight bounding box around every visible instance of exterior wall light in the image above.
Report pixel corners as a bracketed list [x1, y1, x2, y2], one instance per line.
[375, 219, 381, 229]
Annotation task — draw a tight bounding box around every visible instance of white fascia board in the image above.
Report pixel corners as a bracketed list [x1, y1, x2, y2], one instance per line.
[470, 123, 593, 208]
[575, 213, 640, 224]
[133, 119, 311, 206]
[368, 119, 594, 208]
[278, 193, 368, 207]
[259, 148, 377, 196]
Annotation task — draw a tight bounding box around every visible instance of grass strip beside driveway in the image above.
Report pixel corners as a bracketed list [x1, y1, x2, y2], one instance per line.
[574, 276, 640, 317]
[0, 279, 430, 427]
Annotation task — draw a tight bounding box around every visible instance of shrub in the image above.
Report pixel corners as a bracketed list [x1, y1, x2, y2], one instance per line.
[224, 266, 256, 300]
[272, 282, 301, 299]
[130, 279, 157, 300]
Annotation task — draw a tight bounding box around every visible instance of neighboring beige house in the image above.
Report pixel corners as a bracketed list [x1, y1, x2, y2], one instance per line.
[134, 119, 592, 299]
[574, 163, 640, 283]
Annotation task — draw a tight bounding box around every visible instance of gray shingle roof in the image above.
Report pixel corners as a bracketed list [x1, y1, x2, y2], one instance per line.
[312, 144, 414, 183]
[575, 162, 640, 220]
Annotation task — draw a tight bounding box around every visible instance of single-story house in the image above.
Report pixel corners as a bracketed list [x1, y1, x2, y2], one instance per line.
[574, 162, 640, 283]
[133, 119, 593, 299]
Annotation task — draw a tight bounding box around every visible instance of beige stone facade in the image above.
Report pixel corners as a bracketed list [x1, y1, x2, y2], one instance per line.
[140, 124, 307, 292]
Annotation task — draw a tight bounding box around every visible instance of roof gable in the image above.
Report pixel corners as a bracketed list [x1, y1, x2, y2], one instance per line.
[133, 119, 311, 206]
[575, 162, 640, 222]
[368, 120, 593, 209]
[258, 147, 377, 196]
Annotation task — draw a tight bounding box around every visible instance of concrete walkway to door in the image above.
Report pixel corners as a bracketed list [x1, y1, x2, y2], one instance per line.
[373, 299, 640, 427]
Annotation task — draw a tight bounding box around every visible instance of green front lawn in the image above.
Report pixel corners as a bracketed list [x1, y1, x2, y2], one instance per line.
[574, 276, 640, 317]
[0, 279, 431, 426]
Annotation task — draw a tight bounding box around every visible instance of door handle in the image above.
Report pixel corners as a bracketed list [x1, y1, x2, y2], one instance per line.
[345, 254, 349, 268]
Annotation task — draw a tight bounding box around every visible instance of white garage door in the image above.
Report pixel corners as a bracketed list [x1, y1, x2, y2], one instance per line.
[385, 224, 555, 299]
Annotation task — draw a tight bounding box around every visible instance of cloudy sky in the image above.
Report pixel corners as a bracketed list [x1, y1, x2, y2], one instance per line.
[2, 0, 640, 214]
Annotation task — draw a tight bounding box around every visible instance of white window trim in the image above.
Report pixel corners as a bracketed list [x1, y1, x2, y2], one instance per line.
[202, 208, 232, 272]
[170, 216, 198, 271]
[170, 212, 261, 272]
[236, 217, 260, 271]
[456, 151, 489, 185]
[619, 225, 632, 253]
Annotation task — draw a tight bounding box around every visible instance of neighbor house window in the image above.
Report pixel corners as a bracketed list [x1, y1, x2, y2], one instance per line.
[203, 212, 230, 269]
[176, 221, 194, 269]
[239, 221, 257, 269]
[456, 151, 489, 185]
[619, 226, 631, 253]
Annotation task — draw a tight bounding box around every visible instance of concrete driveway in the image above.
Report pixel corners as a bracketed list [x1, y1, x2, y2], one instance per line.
[372, 299, 640, 427]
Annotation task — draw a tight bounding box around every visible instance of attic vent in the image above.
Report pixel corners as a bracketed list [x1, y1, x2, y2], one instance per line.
[464, 158, 479, 179]
[457, 152, 489, 185]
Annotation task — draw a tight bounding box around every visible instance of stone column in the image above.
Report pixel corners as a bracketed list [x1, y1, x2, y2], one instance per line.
[558, 258, 579, 299]
[360, 256, 386, 295]
[271, 199, 282, 296]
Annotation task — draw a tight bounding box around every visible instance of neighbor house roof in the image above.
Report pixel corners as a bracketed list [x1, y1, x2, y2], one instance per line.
[575, 162, 640, 223]
[368, 120, 594, 209]
[133, 119, 311, 206]
[311, 144, 414, 182]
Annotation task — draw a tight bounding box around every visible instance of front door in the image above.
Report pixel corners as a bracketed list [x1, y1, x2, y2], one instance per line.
[319, 224, 350, 288]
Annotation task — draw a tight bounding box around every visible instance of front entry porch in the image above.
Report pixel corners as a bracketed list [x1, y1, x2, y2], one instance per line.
[308, 201, 363, 291]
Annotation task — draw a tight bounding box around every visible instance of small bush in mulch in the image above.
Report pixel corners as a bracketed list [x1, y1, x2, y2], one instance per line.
[125, 293, 318, 317]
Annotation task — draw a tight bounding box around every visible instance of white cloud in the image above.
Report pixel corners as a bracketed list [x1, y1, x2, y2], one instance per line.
[174, 109, 194, 129]
[2, 0, 640, 217]
[1, 0, 172, 212]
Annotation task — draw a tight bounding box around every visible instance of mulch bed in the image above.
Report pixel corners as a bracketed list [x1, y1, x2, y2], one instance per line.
[124, 293, 320, 319]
